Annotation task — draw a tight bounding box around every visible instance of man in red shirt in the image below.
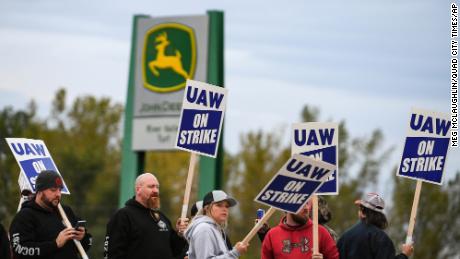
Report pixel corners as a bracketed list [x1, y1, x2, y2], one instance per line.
[261, 201, 339, 259]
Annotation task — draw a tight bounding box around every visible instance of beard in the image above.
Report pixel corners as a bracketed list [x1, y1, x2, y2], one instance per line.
[291, 213, 308, 225]
[41, 195, 59, 209]
[146, 196, 160, 209]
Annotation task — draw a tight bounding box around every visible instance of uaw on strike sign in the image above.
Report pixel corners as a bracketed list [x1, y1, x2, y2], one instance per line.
[5, 138, 70, 194]
[255, 154, 334, 214]
[397, 108, 452, 185]
[292, 122, 338, 195]
[175, 80, 227, 157]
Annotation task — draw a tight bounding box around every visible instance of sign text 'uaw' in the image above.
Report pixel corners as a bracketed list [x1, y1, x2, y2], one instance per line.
[175, 79, 227, 157]
[255, 154, 334, 213]
[292, 122, 339, 195]
[397, 108, 452, 185]
[5, 138, 70, 194]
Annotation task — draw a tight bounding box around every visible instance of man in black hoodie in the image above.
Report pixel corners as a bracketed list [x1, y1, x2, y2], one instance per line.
[9, 170, 92, 259]
[104, 173, 188, 259]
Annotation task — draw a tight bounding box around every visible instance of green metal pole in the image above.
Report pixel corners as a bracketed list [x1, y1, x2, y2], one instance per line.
[119, 15, 148, 207]
[198, 10, 225, 199]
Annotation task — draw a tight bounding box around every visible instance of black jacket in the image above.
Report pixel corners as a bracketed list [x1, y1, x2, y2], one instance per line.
[1, 223, 11, 259]
[337, 221, 408, 259]
[104, 198, 187, 259]
[9, 201, 91, 259]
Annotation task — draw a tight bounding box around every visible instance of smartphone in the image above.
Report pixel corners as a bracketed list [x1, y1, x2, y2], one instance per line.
[255, 209, 265, 224]
[74, 220, 86, 229]
[257, 209, 265, 219]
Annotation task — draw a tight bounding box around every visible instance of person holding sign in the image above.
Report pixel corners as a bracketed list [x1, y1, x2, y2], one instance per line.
[185, 190, 248, 259]
[104, 173, 188, 259]
[257, 196, 338, 243]
[9, 170, 92, 259]
[183, 200, 234, 259]
[261, 200, 338, 259]
[337, 193, 414, 259]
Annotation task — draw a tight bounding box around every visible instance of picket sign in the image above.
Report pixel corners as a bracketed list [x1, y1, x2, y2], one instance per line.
[5, 138, 88, 259]
[291, 123, 339, 255]
[291, 123, 339, 195]
[57, 204, 89, 259]
[180, 153, 198, 219]
[176, 80, 227, 219]
[396, 108, 451, 246]
[242, 207, 276, 244]
[405, 180, 422, 245]
[249, 155, 334, 246]
[5, 138, 70, 194]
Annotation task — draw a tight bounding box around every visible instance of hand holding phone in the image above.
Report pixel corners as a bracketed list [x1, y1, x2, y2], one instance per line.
[74, 220, 86, 230]
[72, 220, 86, 241]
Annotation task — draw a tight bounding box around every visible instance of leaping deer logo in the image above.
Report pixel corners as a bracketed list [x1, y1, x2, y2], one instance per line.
[148, 32, 189, 79]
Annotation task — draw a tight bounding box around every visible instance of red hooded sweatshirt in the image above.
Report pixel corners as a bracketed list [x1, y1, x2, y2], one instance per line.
[262, 217, 339, 259]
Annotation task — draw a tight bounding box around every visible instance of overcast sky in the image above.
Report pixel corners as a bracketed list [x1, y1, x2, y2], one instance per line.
[1, 0, 458, 188]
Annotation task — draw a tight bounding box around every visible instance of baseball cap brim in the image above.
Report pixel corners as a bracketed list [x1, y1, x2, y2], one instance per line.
[203, 190, 238, 207]
[220, 197, 237, 207]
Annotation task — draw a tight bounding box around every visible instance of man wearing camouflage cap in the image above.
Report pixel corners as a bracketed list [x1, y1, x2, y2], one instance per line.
[9, 170, 92, 259]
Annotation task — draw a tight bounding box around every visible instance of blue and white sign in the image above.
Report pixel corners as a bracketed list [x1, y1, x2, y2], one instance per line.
[397, 108, 452, 185]
[292, 122, 339, 195]
[175, 80, 227, 157]
[255, 154, 334, 214]
[6, 138, 70, 194]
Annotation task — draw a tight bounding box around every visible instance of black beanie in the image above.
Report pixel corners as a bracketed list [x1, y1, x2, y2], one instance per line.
[35, 170, 63, 191]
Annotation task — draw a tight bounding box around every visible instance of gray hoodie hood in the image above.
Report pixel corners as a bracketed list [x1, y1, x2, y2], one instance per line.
[185, 215, 239, 259]
[185, 215, 216, 241]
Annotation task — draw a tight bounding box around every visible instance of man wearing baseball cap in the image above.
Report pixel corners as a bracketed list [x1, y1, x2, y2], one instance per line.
[9, 170, 92, 259]
[337, 193, 414, 259]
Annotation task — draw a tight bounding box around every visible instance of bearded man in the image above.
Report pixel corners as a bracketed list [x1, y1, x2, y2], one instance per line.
[261, 200, 338, 259]
[104, 173, 188, 259]
[9, 170, 92, 259]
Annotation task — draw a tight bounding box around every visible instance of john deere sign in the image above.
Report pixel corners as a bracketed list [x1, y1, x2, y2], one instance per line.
[132, 15, 209, 150]
[142, 23, 197, 93]
[120, 11, 224, 208]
